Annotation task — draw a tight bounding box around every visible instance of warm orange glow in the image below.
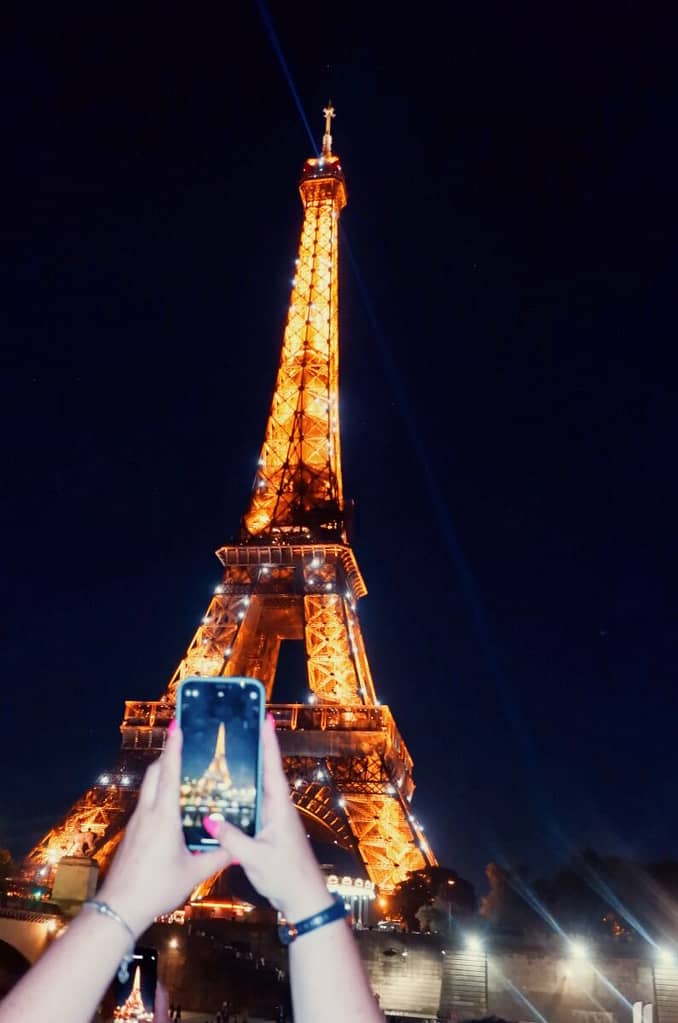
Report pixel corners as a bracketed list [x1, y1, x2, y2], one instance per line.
[23, 110, 436, 895]
[190, 900, 254, 915]
[243, 151, 346, 541]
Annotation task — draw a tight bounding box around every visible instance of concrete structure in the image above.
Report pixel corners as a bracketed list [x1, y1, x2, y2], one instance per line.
[2, 909, 677, 1022]
[355, 931, 675, 1023]
[51, 856, 98, 917]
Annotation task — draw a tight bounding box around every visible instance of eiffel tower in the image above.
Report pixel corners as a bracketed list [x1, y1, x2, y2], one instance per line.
[24, 107, 436, 893]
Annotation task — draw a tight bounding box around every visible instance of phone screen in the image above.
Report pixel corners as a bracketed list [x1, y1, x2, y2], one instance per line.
[111, 945, 157, 1021]
[178, 676, 264, 849]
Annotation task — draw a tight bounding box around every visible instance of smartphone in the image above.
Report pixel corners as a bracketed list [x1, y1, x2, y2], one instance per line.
[177, 675, 265, 851]
[111, 945, 157, 1021]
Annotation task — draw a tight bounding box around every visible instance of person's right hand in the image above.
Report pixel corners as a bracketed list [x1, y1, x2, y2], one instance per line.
[203, 714, 333, 923]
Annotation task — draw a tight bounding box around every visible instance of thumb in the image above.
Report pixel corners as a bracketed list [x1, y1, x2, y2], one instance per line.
[206, 817, 257, 865]
[187, 847, 232, 888]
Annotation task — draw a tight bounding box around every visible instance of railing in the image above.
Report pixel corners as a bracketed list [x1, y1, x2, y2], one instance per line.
[120, 699, 415, 783]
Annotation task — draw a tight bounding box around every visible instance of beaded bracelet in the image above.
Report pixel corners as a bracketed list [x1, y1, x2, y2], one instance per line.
[82, 899, 136, 982]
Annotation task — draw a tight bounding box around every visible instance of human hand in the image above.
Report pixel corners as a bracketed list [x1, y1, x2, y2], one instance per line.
[98, 722, 231, 936]
[203, 714, 332, 922]
[154, 979, 170, 1021]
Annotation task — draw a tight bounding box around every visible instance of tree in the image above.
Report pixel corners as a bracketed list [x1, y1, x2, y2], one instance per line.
[479, 863, 546, 937]
[390, 866, 476, 932]
[0, 848, 16, 900]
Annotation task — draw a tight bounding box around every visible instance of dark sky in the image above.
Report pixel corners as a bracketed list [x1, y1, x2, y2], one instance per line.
[2, 2, 677, 892]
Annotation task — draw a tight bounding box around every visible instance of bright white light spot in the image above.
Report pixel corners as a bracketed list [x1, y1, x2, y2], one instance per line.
[338, 798, 346, 808]
[223, 647, 232, 657]
[99, 775, 110, 785]
[237, 611, 245, 620]
[315, 769, 325, 781]
[243, 596, 251, 606]
[466, 935, 484, 953]
[386, 784, 396, 795]
[294, 778, 303, 789]
[168, 937, 179, 950]
[658, 946, 676, 965]
[325, 582, 332, 591]
[569, 940, 589, 960]
[121, 775, 130, 786]
[214, 584, 224, 594]
[307, 693, 317, 704]
[202, 615, 211, 625]
[311, 557, 321, 569]
[38, 867, 47, 877]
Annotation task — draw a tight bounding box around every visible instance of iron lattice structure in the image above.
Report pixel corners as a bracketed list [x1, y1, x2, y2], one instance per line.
[24, 110, 436, 893]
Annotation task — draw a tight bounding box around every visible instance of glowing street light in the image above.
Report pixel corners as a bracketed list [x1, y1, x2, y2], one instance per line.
[466, 935, 484, 953]
[569, 940, 589, 960]
[657, 946, 676, 966]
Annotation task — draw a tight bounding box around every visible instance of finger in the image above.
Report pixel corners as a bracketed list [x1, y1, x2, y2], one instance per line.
[156, 722, 183, 812]
[154, 978, 170, 1023]
[187, 846, 232, 888]
[207, 818, 258, 866]
[261, 715, 290, 821]
[138, 758, 161, 809]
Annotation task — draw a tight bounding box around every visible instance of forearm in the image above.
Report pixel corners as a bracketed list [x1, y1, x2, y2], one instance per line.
[0, 909, 129, 1023]
[289, 917, 383, 1023]
[282, 875, 383, 1023]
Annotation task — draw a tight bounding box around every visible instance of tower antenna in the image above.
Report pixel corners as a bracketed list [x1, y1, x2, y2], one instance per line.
[322, 101, 335, 157]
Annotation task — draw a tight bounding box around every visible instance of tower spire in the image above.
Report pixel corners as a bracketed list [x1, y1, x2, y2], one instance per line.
[322, 101, 335, 157]
[242, 105, 347, 543]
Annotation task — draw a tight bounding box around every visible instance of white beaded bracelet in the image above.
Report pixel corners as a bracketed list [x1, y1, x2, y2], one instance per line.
[82, 899, 136, 982]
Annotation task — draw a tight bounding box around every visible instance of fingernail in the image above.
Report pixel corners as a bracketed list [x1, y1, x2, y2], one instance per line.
[203, 815, 220, 837]
[266, 713, 276, 729]
[230, 859, 240, 867]
[167, 719, 178, 737]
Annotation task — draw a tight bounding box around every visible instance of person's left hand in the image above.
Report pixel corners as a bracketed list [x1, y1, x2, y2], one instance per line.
[98, 722, 231, 936]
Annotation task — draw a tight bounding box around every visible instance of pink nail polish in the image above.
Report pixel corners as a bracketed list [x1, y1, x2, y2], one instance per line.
[266, 713, 276, 729]
[167, 719, 178, 737]
[230, 859, 240, 867]
[203, 815, 220, 837]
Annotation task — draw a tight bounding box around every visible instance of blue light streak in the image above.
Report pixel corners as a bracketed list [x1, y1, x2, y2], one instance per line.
[254, 0, 318, 156]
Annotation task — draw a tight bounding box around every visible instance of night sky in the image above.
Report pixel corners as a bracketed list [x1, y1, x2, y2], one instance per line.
[2, 3, 677, 892]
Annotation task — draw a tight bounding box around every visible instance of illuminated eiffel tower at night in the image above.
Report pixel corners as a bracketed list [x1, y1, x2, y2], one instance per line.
[25, 108, 437, 893]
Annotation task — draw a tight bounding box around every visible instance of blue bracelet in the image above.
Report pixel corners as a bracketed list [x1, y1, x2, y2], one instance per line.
[278, 893, 349, 945]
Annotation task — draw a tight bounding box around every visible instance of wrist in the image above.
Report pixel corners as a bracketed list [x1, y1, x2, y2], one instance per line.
[95, 884, 149, 939]
[278, 876, 335, 924]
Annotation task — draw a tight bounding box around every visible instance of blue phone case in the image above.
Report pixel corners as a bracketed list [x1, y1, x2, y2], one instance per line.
[176, 675, 266, 850]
